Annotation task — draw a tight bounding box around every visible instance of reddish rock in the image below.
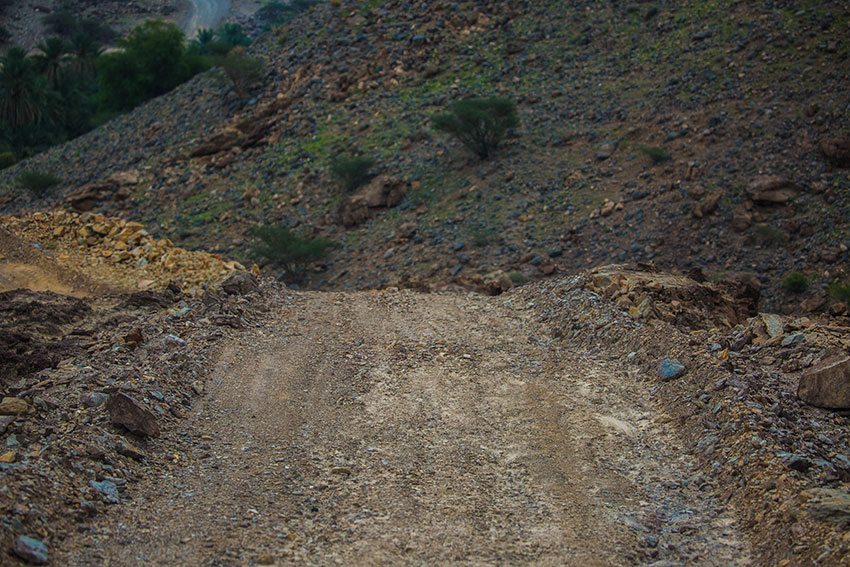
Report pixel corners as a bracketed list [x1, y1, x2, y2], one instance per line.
[106, 393, 160, 437]
[797, 355, 850, 409]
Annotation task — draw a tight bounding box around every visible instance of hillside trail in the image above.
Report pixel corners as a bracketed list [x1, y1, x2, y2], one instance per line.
[58, 289, 752, 566]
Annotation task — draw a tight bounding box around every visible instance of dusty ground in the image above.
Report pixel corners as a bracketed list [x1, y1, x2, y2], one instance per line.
[54, 289, 751, 566]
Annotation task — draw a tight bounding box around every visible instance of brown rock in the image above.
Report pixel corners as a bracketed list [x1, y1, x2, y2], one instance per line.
[731, 206, 752, 232]
[745, 176, 804, 204]
[190, 128, 241, 157]
[797, 355, 850, 409]
[106, 393, 161, 437]
[819, 135, 850, 168]
[221, 271, 260, 295]
[0, 397, 29, 415]
[337, 176, 408, 227]
[692, 189, 723, 218]
[801, 294, 827, 313]
[67, 181, 114, 212]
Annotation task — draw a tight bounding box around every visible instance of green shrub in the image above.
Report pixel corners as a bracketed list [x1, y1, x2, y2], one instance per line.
[0, 25, 10, 44]
[432, 96, 519, 159]
[0, 151, 15, 169]
[249, 223, 335, 281]
[218, 51, 264, 98]
[635, 144, 671, 164]
[781, 272, 808, 294]
[508, 271, 530, 284]
[828, 281, 850, 303]
[17, 170, 61, 195]
[471, 227, 499, 247]
[329, 155, 375, 191]
[753, 224, 786, 243]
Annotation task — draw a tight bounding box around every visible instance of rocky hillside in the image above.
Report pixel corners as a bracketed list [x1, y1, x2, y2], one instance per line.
[1, 0, 849, 312]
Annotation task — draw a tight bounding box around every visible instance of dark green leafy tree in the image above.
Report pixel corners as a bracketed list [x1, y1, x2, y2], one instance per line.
[97, 20, 192, 111]
[249, 224, 335, 282]
[329, 155, 375, 191]
[432, 96, 519, 159]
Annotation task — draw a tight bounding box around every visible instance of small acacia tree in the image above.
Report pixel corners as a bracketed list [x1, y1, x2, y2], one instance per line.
[249, 223, 335, 281]
[432, 96, 519, 159]
[219, 48, 264, 98]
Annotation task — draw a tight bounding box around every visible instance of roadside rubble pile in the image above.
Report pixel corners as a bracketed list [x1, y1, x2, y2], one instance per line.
[516, 266, 850, 566]
[1, 211, 249, 294]
[0, 271, 280, 564]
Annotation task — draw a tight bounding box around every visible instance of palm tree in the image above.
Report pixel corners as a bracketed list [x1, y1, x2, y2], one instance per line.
[0, 47, 47, 128]
[34, 37, 68, 88]
[68, 33, 102, 76]
[192, 27, 215, 54]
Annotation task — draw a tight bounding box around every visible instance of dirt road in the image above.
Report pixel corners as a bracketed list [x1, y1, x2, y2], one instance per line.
[57, 289, 752, 565]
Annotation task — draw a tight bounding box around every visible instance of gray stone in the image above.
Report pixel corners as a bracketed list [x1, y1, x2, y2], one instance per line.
[13, 536, 48, 564]
[658, 359, 686, 381]
[761, 313, 784, 338]
[781, 333, 806, 347]
[80, 392, 108, 408]
[89, 479, 121, 504]
[106, 393, 161, 437]
[797, 355, 850, 409]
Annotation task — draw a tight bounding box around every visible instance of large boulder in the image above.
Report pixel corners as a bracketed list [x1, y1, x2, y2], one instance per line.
[106, 392, 160, 437]
[190, 128, 242, 157]
[797, 355, 850, 409]
[745, 176, 804, 204]
[336, 176, 408, 227]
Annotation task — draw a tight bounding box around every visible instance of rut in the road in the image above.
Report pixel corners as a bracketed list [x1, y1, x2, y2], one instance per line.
[58, 289, 751, 566]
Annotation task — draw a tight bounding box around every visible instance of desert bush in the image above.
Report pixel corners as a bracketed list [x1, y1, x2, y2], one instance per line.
[753, 224, 786, 243]
[249, 223, 335, 281]
[635, 144, 670, 164]
[329, 155, 375, 191]
[218, 51, 264, 98]
[781, 272, 808, 294]
[509, 271, 530, 284]
[432, 96, 519, 159]
[17, 170, 61, 195]
[471, 227, 499, 247]
[0, 151, 15, 169]
[828, 281, 850, 303]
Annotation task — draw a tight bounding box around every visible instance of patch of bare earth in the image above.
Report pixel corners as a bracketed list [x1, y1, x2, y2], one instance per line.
[55, 289, 750, 565]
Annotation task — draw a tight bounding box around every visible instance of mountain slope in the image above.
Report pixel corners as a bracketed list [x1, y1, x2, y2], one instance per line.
[1, 0, 848, 309]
